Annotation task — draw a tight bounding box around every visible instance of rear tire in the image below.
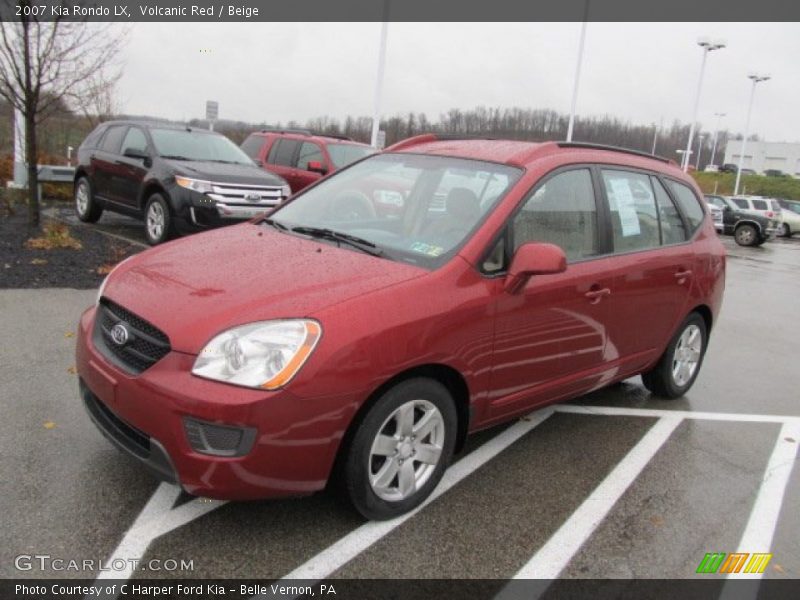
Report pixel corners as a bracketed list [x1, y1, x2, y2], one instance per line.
[144, 193, 172, 245]
[74, 177, 103, 223]
[642, 312, 707, 399]
[339, 378, 457, 520]
[734, 224, 758, 247]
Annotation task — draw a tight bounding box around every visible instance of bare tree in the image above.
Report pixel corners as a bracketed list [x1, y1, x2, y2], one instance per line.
[0, 4, 126, 227]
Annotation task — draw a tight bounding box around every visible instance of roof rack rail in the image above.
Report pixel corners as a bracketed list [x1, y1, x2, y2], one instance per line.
[259, 127, 313, 136]
[557, 141, 671, 163]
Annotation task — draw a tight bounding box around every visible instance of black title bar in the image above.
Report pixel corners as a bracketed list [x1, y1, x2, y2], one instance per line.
[1, 0, 800, 22]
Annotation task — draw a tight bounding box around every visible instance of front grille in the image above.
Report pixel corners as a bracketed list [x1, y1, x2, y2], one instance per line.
[95, 299, 170, 374]
[207, 181, 284, 208]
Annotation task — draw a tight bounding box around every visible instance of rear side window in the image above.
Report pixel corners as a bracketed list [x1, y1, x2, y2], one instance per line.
[297, 142, 324, 170]
[267, 139, 300, 166]
[652, 177, 687, 244]
[667, 181, 705, 232]
[751, 199, 768, 211]
[512, 168, 598, 262]
[100, 126, 127, 154]
[602, 169, 660, 252]
[240, 134, 265, 159]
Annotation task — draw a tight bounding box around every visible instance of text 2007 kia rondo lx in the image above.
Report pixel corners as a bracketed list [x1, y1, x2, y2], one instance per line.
[76, 136, 725, 520]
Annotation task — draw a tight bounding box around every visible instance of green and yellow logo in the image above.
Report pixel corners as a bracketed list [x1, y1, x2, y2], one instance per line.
[696, 552, 773, 574]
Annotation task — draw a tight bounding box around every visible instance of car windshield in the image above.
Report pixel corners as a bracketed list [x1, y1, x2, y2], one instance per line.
[269, 153, 522, 268]
[327, 143, 375, 168]
[150, 129, 253, 164]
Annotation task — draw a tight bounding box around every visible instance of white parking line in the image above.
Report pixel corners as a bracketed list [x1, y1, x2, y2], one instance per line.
[254, 408, 556, 598]
[726, 421, 800, 583]
[556, 403, 800, 425]
[495, 415, 682, 598]
[89, 483, 226, 598]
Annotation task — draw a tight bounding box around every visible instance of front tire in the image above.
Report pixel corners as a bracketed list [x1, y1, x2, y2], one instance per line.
[74, 177, 103, 223]
[781, 223, 791, 238]
[144, 193, 172, 245]
[340, 378, 457, 520]
[642, 312, 708, 399]
[734, 224, 758, 247]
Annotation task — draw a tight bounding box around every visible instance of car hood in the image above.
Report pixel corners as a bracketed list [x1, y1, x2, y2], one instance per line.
[167, 160, 286, 186]
[103, 223, 425, 354]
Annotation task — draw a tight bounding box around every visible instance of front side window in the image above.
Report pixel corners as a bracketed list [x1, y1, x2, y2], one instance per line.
[602, 169, 660, 253]
[297, 142, 324, 170]
[513, 169, 598, 261]
[667, 180, 705, 232]
[121, 127, 147, 155]
[268, 139, 300, 167]
[327, 143, 374, 168]
[150, 129, 252, 164]
[270, 154, 521, 269]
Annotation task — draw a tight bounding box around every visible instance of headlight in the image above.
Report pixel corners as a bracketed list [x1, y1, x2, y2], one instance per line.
[192, 320, 321, 390]
[96, 255, 136, 306]
[175, 176, 213, 194]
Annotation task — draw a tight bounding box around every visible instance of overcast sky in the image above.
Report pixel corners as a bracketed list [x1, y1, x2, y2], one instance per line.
[117, 22, 800, 142]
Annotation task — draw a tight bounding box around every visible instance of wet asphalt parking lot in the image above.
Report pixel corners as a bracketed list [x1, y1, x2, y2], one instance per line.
[2, 220, 799, 587]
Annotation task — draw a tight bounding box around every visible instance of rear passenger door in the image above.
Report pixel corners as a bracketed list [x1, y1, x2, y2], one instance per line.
[599, 169, 696, 373]
[264, 138, 301, 191]
[92, 125, 128, 202]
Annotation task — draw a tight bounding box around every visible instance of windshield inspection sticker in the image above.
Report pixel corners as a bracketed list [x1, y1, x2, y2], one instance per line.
[410, 242, 445, 257]
[607, 177, 641, 237]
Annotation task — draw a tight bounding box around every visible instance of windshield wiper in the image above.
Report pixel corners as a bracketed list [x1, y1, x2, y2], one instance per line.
[261, 217, 288, 232]
[160, 154, 192, 161]
[291, 226, 383, 257]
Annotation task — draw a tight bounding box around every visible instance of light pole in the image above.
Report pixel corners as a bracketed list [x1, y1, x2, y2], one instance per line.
[651, 117, 663, 154]
[676, 149, 691, 167]
[682, 37, 725, 172]
[370, 1, 390, 148]
[695, 134, 706, 169]
[709, 111, 726, 166]
[566, 0, 590, 142]
[734, 74, 771, 195]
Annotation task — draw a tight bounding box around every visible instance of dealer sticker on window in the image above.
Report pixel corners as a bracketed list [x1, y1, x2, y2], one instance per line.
[410, 242, 445, 257]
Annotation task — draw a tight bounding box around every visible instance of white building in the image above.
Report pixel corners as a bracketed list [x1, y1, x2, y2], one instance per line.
[723, 141, 800, 177]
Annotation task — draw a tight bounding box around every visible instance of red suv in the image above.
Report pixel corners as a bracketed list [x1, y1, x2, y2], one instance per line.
[76, 136, 725, 519]
[241, 129, 374, 193]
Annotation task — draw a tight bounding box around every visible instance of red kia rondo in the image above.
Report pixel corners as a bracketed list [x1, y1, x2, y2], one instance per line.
[76, 136, 725, 519]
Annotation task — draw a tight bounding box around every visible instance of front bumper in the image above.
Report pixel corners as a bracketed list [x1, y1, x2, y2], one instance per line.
[169, 187, 283, 233]
[76, 305, 358, 500]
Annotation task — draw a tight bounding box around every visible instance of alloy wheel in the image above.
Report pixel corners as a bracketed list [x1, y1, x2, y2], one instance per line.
[368, 399, 445, 502]
[147, 202, 165, 241]
[671, 324, 702, 387]
[75, 182, 89, 216]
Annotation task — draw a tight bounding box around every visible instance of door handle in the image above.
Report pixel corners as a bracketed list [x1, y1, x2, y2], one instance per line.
[674, 269, 693, 284]
[584, 287, 611, 304]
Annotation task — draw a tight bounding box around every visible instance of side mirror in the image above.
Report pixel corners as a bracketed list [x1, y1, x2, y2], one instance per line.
[123, 147, 149, 161]
[307, 160, 328, 175]
[723, 205, 732, 212]
[504, 242, 567, 294]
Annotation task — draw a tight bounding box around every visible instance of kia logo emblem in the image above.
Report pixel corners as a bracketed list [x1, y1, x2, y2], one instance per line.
[110, 323, 130, 346]
[244, 192, 261, 202]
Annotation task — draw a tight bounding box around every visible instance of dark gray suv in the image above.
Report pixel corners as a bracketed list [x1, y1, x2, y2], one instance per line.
[74, 121, 290, 244]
